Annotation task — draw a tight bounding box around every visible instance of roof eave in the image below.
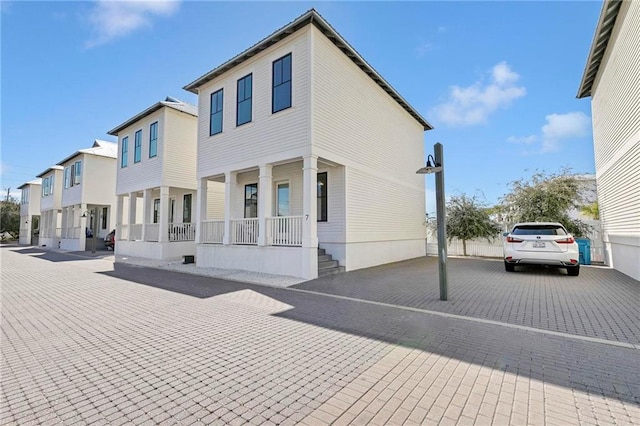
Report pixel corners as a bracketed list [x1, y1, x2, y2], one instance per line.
[577, 0, 623, 99]
[108, 102, 164, 136]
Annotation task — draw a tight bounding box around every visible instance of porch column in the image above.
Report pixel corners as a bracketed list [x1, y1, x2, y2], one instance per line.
[115, 195, 124, 240]
[158, 186, 169, 243]
[223, 172, 237, 245]
[128, 192, 137, 241]
[196, 178, 208, 243]
[302, 155, 318, 248]
[142, 189, 152, 241]
[258, 164, 273, 246]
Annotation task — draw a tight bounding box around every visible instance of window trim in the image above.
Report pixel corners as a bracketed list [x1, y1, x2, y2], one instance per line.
[149, 122, 158, 158]
[272, 53, 292, 113]
[134, 130, 142, 163]
[210, 89, 224, 136]
[236, 73, 253, 127]
[121, 136, 129, 168]
[317, 172, 328, 222]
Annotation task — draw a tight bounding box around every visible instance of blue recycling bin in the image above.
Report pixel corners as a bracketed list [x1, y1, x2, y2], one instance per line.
[575, 238, 591, 265]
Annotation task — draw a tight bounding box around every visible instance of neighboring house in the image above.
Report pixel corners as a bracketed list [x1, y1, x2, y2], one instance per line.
[17, 179, 42, 245]
[36, 166, 64, 248]
[107, 97, 224, 260]
[57, 140, 118, 251]
[183, 9, 432, 280]
[577, 0, 640, 280]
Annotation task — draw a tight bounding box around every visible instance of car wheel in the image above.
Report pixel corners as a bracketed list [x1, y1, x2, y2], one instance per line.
[567, 265, 580, 276]
[504, 262, 515, 272]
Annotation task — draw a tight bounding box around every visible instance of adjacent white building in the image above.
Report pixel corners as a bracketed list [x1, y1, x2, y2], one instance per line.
[578, 0, 640, 280]
[36, 165, 64, 248]
[57, 140, 118, 251]
[17, 179, 41, 245]
[184, 9, 432, 280]
[107, 97, 224, 260]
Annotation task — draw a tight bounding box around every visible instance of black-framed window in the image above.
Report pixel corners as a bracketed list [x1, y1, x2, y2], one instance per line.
[153, 199, 160, 224]
[121, 136, 128, 168]
[183, 194, 192, 223]
[244, 183, 258, 218]
[317, 172, 327, 222]
[149, 122, 158, 158]
[237, 74, 252, 126]
[102, 207, 108, 230]
[210, 89, 224, 135]
[134, 130, 142, 163]
[72, 161, 81, 185]
[272, 53, 292, 113]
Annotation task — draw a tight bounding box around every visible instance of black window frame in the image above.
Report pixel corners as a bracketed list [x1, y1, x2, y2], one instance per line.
[272, 53, 292, 113]
[149, 121, 158, 158]
[236, 74, 253, 126]
[101, 207, 108, 230]
[183, 194, 192, 224]
[244, 183, 258, 218]
[153, 199, 160, 224]
[210, 89, 224, 136]
[134, 130, 142, 163]
[317, 172, 328, 222]
[121, 136, 128, 168]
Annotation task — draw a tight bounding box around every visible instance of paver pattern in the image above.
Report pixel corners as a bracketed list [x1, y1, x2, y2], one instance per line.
[296, 256, 640, 345]
[1, 246, 639, 425]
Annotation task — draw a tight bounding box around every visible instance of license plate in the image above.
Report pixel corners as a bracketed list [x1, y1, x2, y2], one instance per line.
[533, 242, 546, 248]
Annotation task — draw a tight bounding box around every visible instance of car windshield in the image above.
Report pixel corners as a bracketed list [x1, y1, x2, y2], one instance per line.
[512, 225, 567, 236]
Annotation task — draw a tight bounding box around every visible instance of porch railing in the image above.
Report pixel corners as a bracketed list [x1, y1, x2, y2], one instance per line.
[169, 223, 195, 242]
[201, 220, 225, 244]
[54, 228, 61, 238]
[145, 224, 159, 242]
[129, 224, 143, 241]
[120, 224, 129, 241]
[231, 218, 258, 245]
[267, 216, 303, 246]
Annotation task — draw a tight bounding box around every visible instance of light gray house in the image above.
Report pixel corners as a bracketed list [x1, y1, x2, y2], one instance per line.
[577, 0, 640, 280]
[17, 179, 41, 245]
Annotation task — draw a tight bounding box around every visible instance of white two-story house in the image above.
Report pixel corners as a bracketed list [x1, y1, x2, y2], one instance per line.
[17, 179, 41, 246]
[57, 140, 117, 251]
[184, 9, 432, 280]
[107, 97, 224, 260]
[36, 166, 63, 248]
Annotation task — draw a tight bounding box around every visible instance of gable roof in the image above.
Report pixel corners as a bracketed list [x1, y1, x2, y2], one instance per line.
[36, 165, 63, 178]
[107, 97, 198, 136]
[577, 0, 623, 98]
[183, 9, 432, 131]
[17, 179, 42, 189]
[56, 140, 118, 166]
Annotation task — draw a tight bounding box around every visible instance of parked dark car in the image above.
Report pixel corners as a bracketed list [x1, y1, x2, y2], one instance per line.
[105, 230, 116, 250]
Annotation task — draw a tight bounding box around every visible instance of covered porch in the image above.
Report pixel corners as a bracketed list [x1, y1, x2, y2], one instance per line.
[59, 204, 110, 251]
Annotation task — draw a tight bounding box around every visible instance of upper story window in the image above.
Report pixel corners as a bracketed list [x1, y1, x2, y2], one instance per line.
[134, 130, 142, 163]
[72, 161, 81, 186]
[237, 74, 252, 126]
[244, 183, 258, 218]
[121, 136, 128, 168]
[21, 188, 29, 204]
[42, 175, 54, 196]
[317, 172, 328, 222]
[149, 122, 158, 158]
[210, 89, 224, 136]
[64, 167, 70, 188]
[272, 53, 292, 113]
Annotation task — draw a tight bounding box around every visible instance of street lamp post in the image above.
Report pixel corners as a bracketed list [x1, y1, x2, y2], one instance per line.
[416, 142, 448, 301]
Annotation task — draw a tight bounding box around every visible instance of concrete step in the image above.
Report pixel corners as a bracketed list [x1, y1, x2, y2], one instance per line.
[317, 248, 326, 256]
[318, 266, 346, 277]
[318, 254, 332, 262]
[318, 260, 339, 270]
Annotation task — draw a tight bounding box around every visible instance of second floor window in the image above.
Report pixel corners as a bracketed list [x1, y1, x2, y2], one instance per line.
[149, 122, 158, 158]
[121, 136, 128, 168]
[237, 74, 252, 126]
[64, 167, 70, 188]
[71, 161, 81, 186]
[273, 53, 292, 113]
[42, 175, 54, 196]
[134, 130, 142, 163]
[21, 188, 29, 204]
[210, 89, 223, 135]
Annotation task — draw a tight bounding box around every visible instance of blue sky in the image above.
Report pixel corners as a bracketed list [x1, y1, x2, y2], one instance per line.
[1, 1, 601, 213]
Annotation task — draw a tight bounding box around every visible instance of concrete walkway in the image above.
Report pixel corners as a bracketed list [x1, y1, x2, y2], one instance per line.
[1, 247, 639, 425]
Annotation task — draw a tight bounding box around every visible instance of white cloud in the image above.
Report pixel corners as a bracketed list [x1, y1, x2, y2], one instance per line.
[85, 0, 181, 48]
[507, 135, 537, 145]
[541, 112, 590, 152]
[431, 61, 526, 126]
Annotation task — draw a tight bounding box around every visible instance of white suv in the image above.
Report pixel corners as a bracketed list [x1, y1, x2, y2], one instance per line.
[503, 222, 580, 276]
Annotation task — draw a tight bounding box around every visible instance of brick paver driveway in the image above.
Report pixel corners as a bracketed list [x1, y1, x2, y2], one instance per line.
[2, 246, 639, 425]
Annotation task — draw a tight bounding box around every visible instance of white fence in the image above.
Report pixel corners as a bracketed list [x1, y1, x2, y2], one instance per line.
[231, 218, 258, 245]
[267, 216, 303, 246]
[201, 220, 224, 244]
[169, 223, 195, 242]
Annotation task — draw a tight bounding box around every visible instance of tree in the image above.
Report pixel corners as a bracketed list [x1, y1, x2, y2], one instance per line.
[0, 197, 20, 238]
[446, 193, 500, 256]
[581, 202, 599, 220]
[500, 169, 590, 237]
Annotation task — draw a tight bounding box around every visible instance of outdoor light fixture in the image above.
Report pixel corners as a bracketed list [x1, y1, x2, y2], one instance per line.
[416, 154, 443, 175]
[416, 142, 448, 301]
